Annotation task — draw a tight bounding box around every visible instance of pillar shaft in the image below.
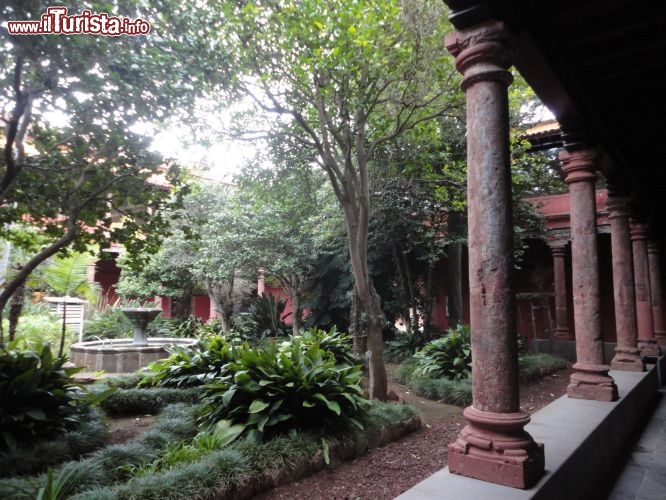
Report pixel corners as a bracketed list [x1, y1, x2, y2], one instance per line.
[631, 223, 661, 356]
[647, 242, 666, 345]
[550, 245, 571, 340]
[560, 148, 617, 401]
[445, 20, 544, 490]
[606, 193, 644, 371]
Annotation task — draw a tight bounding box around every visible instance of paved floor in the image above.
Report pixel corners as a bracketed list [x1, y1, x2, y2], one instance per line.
[397, 368, 660, 500]
[606, 389, 666, 500]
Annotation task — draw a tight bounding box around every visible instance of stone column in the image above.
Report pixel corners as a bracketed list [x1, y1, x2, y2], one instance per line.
[445, 20, 544, 490]
[606, 190, 644, 371]
[550, 244, 571, 340]
[631, 222, 661, 356]
[560, 147, 617, 401]
[647, 241, 666, 345]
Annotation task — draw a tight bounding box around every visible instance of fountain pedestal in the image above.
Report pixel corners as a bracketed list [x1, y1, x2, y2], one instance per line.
[121, 307, 162, 346]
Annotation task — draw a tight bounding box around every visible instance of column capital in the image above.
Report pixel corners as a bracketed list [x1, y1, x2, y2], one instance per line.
[559, 148, 598, 185]
[550, 244, 567, 257]
[647, 241, 660, 255]
[631, 222, 649, 242]
[606, 193, 631, 219]
[445, 20, 514, 90]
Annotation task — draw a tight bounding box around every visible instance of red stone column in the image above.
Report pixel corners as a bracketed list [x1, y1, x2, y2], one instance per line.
[560, 148, 617, 401]
[647, 241, 666, 345]
[445, 20, 544, 489]
[631, 222, 661, 356]
[606, 192, 644, 371]
[550, 244, 571, 340]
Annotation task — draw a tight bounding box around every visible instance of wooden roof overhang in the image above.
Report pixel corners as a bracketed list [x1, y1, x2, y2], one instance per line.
[444, 1, 666, 236]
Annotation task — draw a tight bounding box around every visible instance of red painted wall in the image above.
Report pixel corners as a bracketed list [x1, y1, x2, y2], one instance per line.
[191, 295, 211, 321]
[94, 257, 121, 305]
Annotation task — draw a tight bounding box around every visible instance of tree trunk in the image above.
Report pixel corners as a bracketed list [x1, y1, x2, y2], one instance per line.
[173, 290, 193, 320]
[58, 302, 67, 357]
[8, 273, 25, 343]
[422, 263, 435, 339]
[349, 291, 366, 356]
[447, 211, 465, 329]
[391, 244, 413, 335]
[344, 203, 387, 400]
[290, 275, 301, 336]
[206, 278, 234, 333]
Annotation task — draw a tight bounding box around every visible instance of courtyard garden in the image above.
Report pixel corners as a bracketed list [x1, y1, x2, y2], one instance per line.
[0, 1, 572, 498]
[0, 314, 568, 499]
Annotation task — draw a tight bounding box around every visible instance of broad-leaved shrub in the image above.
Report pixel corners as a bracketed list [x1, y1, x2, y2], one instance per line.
[413, 324, 471, 381]
[197, 340, 366, 442]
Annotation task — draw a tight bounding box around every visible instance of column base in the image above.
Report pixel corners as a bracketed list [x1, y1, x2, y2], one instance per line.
[638, 339, 661, 357]
[610, 346, 645, 372]
[448, 407, 545, 489]
[567, 363, 618, 401]
[553, 327, 572, 341]
[654, 330, 666, 347]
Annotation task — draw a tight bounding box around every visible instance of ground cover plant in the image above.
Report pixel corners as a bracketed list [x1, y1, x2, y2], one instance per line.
[0, 398, 418, 500]
[397, 347, 567, 406]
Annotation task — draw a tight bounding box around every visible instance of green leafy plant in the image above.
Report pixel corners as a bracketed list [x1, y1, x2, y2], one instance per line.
[2, 312, 63, 351]
[0, 343, 113, 451]
[245, 294, 288, 338]
[292, 326, 357, 366]
[42, 253, 100, 356]
[518, 353, 568, 383]
[139, 335, 237, 388]
[197, 339, 367, 443]
[82, 308, 132, 341]
[385, 332, 424, 363]
[412, 324, 472, 381]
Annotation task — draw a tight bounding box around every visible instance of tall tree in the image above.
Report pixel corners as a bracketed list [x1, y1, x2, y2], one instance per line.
[236, 155, 331, 335]
[218, 0, 462, 399]
[0, 0, 244, 346]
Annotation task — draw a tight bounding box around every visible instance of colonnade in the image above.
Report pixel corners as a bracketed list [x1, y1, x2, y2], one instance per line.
[444, 16, 665, 489]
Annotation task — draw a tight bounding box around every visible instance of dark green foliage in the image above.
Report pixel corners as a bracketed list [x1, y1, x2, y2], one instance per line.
[169, 316, 206, 338]
[0, 409, 107, 477]
[518, 353, 568, 384]
[361, 400, 419, 428]
[395, 358, 418, 384]
[385, 332, 424, 363]
[139, 335, 237, 388]
[407, 376, 473, 406]
[197, 339, 366, 442]
[0, 344, 101, 451]
[96, 387, 199, 416]
[3, 398, 418, 500]
[398, 353, 568, 406]
[243, 294, 288, 338]
[234, 433, 321, 474]
[412, 324, 471, 381]
[82, 308, 132, 341]
[294, 326, 357, 366]
[104, 373, 145, 389]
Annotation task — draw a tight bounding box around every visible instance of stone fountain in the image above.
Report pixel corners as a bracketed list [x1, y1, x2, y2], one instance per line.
[70, 308, 196, 373]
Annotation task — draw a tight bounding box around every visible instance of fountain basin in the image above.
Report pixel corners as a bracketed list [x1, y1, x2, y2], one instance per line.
[70, 337, 197, 373]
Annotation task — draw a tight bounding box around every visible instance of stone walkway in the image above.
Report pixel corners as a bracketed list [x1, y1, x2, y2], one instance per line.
[606, 388, 666, 500]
